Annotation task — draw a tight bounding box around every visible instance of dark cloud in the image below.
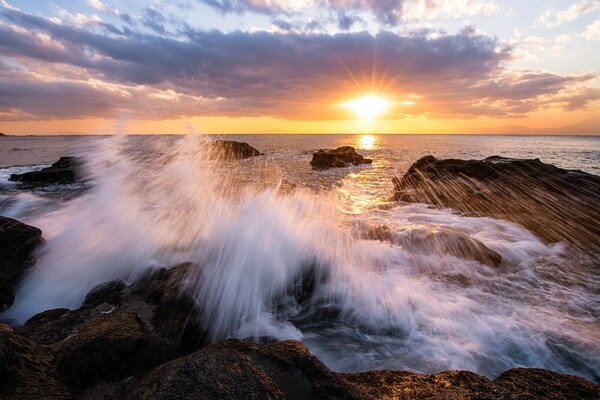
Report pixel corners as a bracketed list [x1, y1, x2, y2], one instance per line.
[336, 12, 360, 30]
[0, 7, 595, 121]
[119, 13, 134, 25]
[142, 7, 167, 34]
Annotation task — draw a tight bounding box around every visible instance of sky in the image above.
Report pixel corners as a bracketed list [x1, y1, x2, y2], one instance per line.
[0, 0, 599, 134]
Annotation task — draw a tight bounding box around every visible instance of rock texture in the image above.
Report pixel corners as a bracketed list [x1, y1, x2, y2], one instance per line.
[360, 225, 502, 268]
[212, 140, 262, 160]
[9, 156, 82, 185]
[311, 146, 372, 170]
[2, 322, 599, 400]
[0, 216, 43, 311]
[393, 155, 600, 251]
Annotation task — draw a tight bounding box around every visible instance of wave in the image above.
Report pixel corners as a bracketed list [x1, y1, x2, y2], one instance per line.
[2, 133, 599, 382]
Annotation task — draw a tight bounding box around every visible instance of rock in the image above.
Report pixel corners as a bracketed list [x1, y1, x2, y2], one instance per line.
[0, 216, 43, 311]
[493, 368, 600, 400]
[87, 339, 363, 400]
[0, 323, 70, 399]
[393, 156, 600, 251]
[9, 156, 83, 185]
[12, 263, 208, 394]
[311, 146, 372, 170]
[401, 228, 502, 268]
[2, 261, 599, 399]
[84, 339, 600, 400]
[55, 310, 157, 390]
[211, 140, 262, 160]
[359, 223, 502, 268]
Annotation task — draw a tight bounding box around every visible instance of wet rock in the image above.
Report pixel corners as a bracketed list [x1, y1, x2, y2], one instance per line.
[0, 216, 43, 311]
[83, 339, 600, 400]
[393, 155, 600, 251]
[359, 224, 502, 267]
[9, 156, 83, 185]
[13, 263, 208, 393]
[87, 339, 363, 400]
[2, 263, 600, 399]
[56, 310, 156, 390]
[401, 228, 503, 268]
[212, 140, 262, 160]
[493, 368, 600, 400]
[82, 280, 126, 308]
[311, 146, 372, 170]
[0, 323, 70, 399]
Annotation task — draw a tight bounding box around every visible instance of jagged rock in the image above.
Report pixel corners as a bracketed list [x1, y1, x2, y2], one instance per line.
[0, 323, 70, 399]
[9, 156, 83, 185]
[311, 146, 372, 170]
[0, 216, 43, 311]
[2, 261, 599, 399]
[493, 368, 600, 400]
[83, 339, 600, 400]
[211, 140, 262, 160]
[393, 156, 600, 251]
[12, 262, 207, 394]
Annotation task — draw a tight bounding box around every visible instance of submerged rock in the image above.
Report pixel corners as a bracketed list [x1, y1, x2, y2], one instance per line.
[311, 146, 372, 170]
[361, 224, 502, 268]
[9, 156, 83, 185]
[0, 216, 43, 311]
[211, 140, 262, 160]
[393, 155, 600, 251]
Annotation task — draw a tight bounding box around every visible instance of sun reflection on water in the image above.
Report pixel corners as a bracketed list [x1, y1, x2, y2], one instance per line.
[357, 135, 377, 150]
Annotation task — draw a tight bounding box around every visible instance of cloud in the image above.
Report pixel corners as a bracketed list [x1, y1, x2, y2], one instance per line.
[583, 19, 600, 39]
[538, 1, 600, 29]
[142, 7, 167, 34]
[87, 0, 107, 12]
[0, 7, 596, 122]
[198, 0, 502, 26]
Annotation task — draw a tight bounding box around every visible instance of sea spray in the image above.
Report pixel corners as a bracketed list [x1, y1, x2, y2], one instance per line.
[2, 133, 599, 383]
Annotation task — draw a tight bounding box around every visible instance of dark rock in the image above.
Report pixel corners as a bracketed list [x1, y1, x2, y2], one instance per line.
[82, 280, 126, 308]
[0, 323, 70, 399]
[211, 140, 262, 160]
[0, 216, 43, 311]
[393, 155, 600, 251]
[311, 146, 372, 170]
[2, 260, 599, 399]
[9, 156, 83, 185]
[13, 263, 208, 393]
[87, 339, 363, 400]
[84, 339, 600, 400]
[493, 368, 600, 400]
[56, 310, 156, 389]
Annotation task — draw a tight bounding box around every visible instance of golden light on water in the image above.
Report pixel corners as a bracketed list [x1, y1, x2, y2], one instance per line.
[357, 134, 376, 150]
[342, 95, 391, 120]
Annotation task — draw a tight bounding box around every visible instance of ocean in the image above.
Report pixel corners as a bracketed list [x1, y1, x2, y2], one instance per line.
[1, 133, 599, 382]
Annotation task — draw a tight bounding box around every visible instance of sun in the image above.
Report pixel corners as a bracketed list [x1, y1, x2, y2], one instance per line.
[342, 95, 391, 120]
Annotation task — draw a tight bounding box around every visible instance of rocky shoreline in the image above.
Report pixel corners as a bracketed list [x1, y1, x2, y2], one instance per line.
[393, 155, 600, 252]
[1, 155, 600, 399]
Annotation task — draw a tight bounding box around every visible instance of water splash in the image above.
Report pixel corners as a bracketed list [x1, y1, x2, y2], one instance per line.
[2, 133, 599, 383]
